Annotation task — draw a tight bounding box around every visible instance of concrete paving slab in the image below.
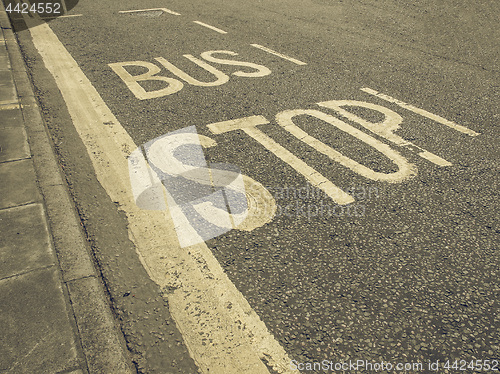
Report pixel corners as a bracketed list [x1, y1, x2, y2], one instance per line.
[0, 69, 16, 102]
[0, 126, 30, 162]
[0, 158, 41, 208]
[0, 267, 80, 373]
[0, 106, 23, 129]
[0, 203, 55, 280]
[0, 44, 10, 69]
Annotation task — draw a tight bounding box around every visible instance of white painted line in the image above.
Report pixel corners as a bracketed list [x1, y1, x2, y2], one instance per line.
[418, 150, 452, 166]
[59, 14, 82, 18]
[361, 87, 480, 136]
[24, 15, 294, 374]
[41, 14, 83, 19]
[193, 21, 227, 34]
[250, 44, 307, 66]
[119, 7, 181, 16]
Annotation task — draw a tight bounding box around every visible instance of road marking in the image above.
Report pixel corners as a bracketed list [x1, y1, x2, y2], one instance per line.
[41, 14, 83, 19]
[58, 14, 82, 18]
[109, 51, 272, 99]
[128, 128, 276, 247]
[155, 55, 229, 86]
[207, 116, 355, 205]
[118, 8, 181, 16]
[108, 61, 184, 100]
[250, 44, 307, 66]
[361, 87, 480, 136]
[318, 100, 452, 166]
[193, 21, 227, 34]
[417, 149, 451, 166]
[200, 50, 272, 77]
[25, 16, 293, 374]
[276, 109, 417, 182]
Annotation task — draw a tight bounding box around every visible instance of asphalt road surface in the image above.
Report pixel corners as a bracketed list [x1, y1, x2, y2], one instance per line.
[8, 0, 499, 373]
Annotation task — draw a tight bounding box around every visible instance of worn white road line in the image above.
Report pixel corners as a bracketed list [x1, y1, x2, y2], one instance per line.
[118, 8, 181, 16]
[58, 14, 82, 18]
[193, 21, 227, 34]
[250, 44, 307, 65]
[361, 87, 480, 136]
[41, 14, 83, 19]
[24, 16, 294, 374]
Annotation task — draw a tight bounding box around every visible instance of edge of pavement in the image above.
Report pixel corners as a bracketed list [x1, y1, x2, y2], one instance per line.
[0, 4, 135, 373]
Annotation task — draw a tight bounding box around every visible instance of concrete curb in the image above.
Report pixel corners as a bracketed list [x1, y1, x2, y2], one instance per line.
[0, 7, 135, 374]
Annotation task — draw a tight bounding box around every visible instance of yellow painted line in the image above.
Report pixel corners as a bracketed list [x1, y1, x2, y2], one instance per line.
[24, 16, 294, 374]
[361, 87, 480, 136]
[250, 44, 307, 66]
[119, 8, 181, 16]
[193, 21, 227, 34]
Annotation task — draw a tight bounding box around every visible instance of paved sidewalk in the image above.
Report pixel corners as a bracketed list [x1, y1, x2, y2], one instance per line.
[0, 7, 134, 374]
